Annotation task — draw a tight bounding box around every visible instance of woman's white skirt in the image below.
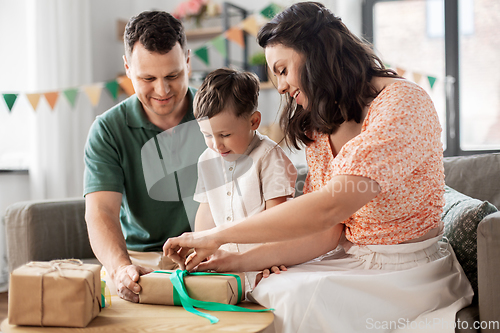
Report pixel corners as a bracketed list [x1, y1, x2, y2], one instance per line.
[248, 235, 473, 333]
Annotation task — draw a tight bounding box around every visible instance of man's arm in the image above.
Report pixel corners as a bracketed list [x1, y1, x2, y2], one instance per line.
[85, 191, 152, 303]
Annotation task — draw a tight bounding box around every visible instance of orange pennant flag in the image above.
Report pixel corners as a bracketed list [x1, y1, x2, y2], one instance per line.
[396, 67, 406, 77]
[241, 16, 260, 37]
[83, 84, 103, 107]
[26, 93, 41, 111]
[44, 92, 59, 110]
[117, 75, 135, 96]
[225, 27, 245, 48]
[412, 72, 422, 84]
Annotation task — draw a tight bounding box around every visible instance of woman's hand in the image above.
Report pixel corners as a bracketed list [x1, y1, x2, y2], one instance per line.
[163, 230, 222, 271]
[255, 265, 287, 286]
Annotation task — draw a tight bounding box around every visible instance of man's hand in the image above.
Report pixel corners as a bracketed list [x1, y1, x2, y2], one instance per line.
[112, 264, 153, 302]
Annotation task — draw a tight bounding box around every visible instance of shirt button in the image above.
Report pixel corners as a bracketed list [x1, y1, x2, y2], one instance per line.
[227, 191, 231, 196]
[227, 216, 231, 221]
[229, 167, 233, 171]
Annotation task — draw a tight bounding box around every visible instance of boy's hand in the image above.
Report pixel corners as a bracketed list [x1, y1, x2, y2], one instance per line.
[165, 245, 192, 270]
[163, 230, 222, 271]
[255, 265, 287, 286]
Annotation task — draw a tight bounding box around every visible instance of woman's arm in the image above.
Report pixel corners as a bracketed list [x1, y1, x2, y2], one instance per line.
[164, 175, 379, 269]
[195, 223, 344, 273]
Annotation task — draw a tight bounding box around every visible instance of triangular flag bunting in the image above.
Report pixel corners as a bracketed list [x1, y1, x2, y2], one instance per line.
[63, 88, 79, 107]
[211, 35, 227, 58]
[413, 72, 422, 84]
[225, 27, 245, 48]
[396, 67, 406, 77]
[427, 76, 437, 89]
[260, 3, 282, 19]
[3, 94, 18, 112]
[194, 46, 210, 66]
[241, 15, 261, 37]
[83, 84, 103, 107]
[105, 80, 120, 100]
[117, 75, 135, 96]
[44, 92, 59, 110]
[26, 93, 41, 111]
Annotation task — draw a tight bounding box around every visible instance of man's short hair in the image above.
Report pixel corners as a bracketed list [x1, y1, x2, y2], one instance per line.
[124, 10, 187, 58]
[194, 68, 260, 119]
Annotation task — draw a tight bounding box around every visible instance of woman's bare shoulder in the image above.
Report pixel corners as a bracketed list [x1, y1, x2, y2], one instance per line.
[371, 77, 407, 92]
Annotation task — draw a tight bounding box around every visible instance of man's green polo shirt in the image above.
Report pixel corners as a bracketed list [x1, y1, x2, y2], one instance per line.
[84, 87, 202, 252]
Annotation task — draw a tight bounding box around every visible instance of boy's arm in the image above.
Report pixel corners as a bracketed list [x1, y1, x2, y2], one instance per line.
[194, 202, 216, 232]
[263, 195, 292, 277]
[265, 196, 289, 210]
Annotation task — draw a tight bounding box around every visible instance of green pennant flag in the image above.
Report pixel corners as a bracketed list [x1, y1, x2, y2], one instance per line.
[105, 80, 120, 100]
[427, 76, 437, 89]
[194, 46, 210, 66]
[63, 88, 79, 107]
[211, 35, 227, 59]
[3, 94, 18, 112]
[260, 3, 282, 19]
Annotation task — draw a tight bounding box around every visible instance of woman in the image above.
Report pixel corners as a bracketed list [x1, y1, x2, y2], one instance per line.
[164, 2, 473, 332]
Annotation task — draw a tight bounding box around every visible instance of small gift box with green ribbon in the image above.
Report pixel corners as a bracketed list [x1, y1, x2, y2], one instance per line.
[139, 270, 245, 306]
[139, 270, 273, 324]
[8, 260, 102, 327]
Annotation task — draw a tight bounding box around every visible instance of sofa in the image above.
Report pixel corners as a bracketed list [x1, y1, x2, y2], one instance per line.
[3, 153, 500, 332]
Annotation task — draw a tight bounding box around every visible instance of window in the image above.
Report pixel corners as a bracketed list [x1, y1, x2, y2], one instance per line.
[363, 0, 500, 156]
[0, 1, 33, 170]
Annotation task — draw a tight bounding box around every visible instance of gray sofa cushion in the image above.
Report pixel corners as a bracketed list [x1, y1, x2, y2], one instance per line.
[443, 153, 500, 210]
[442, 186, 498, 303]
[4, 198, 95, 271]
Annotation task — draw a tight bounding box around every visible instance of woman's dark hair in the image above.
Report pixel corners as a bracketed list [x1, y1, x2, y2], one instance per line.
[257, 2, 401, 149]
[194, 68, 260, 119]
[124, 11, 187, 58]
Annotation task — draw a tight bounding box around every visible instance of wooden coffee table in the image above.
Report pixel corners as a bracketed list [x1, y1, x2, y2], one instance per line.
[1, 296, 274, 332]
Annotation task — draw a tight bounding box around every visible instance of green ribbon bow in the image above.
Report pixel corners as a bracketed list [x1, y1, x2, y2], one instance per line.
[153, 270, 273, 324]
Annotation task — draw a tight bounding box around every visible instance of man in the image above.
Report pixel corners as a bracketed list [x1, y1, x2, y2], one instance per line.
[84, 11, 204, 302]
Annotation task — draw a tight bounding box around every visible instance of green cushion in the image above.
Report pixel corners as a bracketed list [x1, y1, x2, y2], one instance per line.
[442, 185, 498, 303]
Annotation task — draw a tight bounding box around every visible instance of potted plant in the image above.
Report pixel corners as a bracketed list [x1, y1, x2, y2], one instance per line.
[249, 52, 268, 82]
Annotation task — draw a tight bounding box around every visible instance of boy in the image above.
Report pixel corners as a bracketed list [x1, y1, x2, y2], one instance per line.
[192, 68, 297, 290]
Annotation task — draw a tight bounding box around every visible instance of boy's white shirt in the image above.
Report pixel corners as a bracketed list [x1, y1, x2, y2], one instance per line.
[194, 130, 297, 290]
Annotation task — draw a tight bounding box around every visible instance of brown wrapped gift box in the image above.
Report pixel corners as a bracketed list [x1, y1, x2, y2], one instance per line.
[138, 271, 245, 306]
[8, 261, 102, 327]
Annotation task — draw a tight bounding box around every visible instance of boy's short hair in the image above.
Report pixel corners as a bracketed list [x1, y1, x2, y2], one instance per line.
[124, 11, 187, 58]
[194, 68, 260, 119]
